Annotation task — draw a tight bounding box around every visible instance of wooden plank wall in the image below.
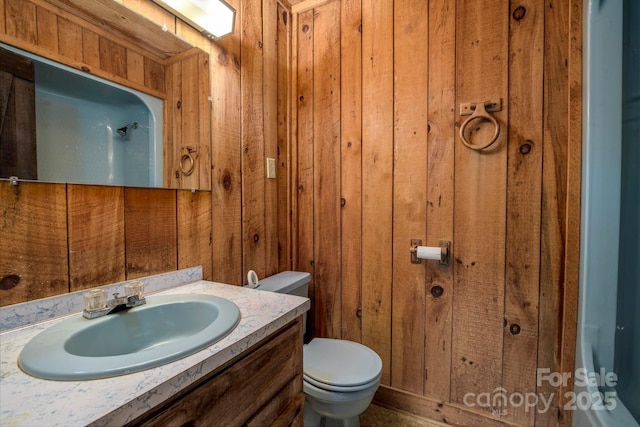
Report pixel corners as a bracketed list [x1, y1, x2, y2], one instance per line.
[290, 1, 582, 426]
[1, 0, 291, 301]
[0, 182, 211, 305]
[0, 0, 167, 97]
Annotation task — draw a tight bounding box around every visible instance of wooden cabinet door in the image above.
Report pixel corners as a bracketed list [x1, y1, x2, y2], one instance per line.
[134, 319, 303, 427]
[0, 46, 37, 180]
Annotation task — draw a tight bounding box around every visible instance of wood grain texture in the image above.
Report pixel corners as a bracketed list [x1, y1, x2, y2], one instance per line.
[391, 0, 428, 394]
[537, 0, 571, 425]
[177, 189, 212, 280]
[43, 0, 192, 59]
[210, 0, 243, 285]
[424, 0, 455, 401]
[451, 0, 509, 411]
[0, 182, 68, 306]
[81, 28, 100, 69]
[67, 185, 125, 292]
[4, 0, 37, 45]
[121, 0, 177, 34]
[124, 188, 177, 279]
[1, 0, 171, 99]
[137, 320, 302, 427]
[502, 0, 544, 424]
[293, 9, 315, 328]
[312, 0, 341, 339]
[241, 0, 267, 279]
[178, 54, 199, 190]
[164, 59, 182, 188]
[57, 16, 83, 62]
[197, 51, 211, 191]
[0, 0, 5, 35]
[375, 385, 520, 427]
[290, 0, 579, 424]
[559, 2, 582, 425]
[263, 0, 279, 278]
[361, 0, 393, 385]
[126, 50, 145, 86]
[245, 382, 304, 427]
[339, 0, 362, 343]
[98, 37, 127, 79]
[277, 3, 292, 272]
[35, 6, 58, 53]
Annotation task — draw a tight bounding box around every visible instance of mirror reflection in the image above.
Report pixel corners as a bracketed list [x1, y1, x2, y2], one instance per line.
[1, 43, 164, 187]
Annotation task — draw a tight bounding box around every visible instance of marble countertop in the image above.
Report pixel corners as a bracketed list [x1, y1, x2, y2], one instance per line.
[0, 272, 310, 427]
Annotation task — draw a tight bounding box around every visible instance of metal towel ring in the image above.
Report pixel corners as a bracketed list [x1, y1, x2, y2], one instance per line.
[180, 153, 195, 176]
[459, 102, 500, 151]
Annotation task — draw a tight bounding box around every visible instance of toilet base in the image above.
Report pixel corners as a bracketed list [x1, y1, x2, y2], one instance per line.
[304, 404, 360, 427]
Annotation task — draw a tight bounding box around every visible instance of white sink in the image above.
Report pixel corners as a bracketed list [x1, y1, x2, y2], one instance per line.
[18, 294, 240, 380]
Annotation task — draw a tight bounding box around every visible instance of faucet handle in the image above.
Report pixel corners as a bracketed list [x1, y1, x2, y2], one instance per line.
[83, 289, 107, 312]
[125, 280, 145, 299]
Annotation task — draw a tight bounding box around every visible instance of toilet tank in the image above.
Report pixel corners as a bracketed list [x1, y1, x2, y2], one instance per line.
[255, 271, 311, 298]
[256, 271, 310, 337]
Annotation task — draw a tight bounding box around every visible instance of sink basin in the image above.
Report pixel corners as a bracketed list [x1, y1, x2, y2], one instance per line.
[18, 294, 241, 380]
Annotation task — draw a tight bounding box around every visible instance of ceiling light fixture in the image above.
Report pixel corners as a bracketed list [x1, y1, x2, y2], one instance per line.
[152, 0, 236, 39]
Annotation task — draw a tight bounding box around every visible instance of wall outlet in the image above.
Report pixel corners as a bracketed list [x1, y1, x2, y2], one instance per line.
[266, 158, 276, 179]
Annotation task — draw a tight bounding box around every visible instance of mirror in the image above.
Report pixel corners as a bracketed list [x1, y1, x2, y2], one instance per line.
[1, 43, 164, 187]
[0, 0, 212, 190]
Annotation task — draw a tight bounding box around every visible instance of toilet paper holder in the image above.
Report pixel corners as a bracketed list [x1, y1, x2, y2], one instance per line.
[410, 239, 451, 265]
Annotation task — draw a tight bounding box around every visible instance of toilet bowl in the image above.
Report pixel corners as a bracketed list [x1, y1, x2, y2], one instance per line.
[252, 271, 382, 427]
[302, 338, 382, 427]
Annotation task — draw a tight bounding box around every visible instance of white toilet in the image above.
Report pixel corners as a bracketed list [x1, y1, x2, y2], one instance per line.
[255, 271, 382, 427]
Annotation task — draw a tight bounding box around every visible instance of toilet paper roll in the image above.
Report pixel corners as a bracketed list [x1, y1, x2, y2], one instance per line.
[416, 246, 441, 261]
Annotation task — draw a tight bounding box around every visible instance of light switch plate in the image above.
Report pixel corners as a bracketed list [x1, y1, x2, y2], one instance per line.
[266, 158, 276, 179]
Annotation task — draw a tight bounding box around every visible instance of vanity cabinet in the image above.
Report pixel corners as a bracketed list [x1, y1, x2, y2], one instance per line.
[130, 318, 304, 427]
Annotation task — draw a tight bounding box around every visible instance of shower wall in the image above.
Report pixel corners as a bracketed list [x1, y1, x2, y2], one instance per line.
[574, 0, 639, 425]
[34, 61, 160, 187]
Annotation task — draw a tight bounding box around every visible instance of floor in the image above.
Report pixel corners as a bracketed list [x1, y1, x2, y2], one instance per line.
[360, 403, 444, 427]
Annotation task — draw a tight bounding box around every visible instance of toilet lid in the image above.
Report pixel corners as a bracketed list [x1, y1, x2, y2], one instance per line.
[303, 338, 382, 389]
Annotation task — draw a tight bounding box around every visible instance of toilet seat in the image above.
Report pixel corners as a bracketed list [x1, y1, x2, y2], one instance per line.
[303, 338, 382, 392]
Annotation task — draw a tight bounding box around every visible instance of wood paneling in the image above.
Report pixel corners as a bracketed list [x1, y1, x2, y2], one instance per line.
[391, 0, 428, 394]
[277, 3, 292, 273]
[312, 0, 341, 339]
[291, 0, 582, 426]
[263, 0, 279, 278]
[1, 0, 584, 424]
[124, 187, 177, 279]
[424, 0, 455, 401]
[339, 0, 362, 344]
[177, 190, 213, 280]
[293, 8, 315, 327]
[44, 0, 191, 59]
[503, 0, 544, 424]
[537, 0, 574, 425]
[67, 185, 125, 291]
[164, 50, 212, 190]
[0, 0, 170, 99]
[1, 182, 212, 306]
[360, 0, 393, 386]
[1, 0, 286, 301]
[0, 182, 68, 305]
[210, 0, 243, 285]
[241, 0, 267, 279]
[451, 0, 509, 410]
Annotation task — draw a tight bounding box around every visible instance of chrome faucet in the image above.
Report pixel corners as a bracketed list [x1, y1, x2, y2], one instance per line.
[82, 282, 146, 319]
